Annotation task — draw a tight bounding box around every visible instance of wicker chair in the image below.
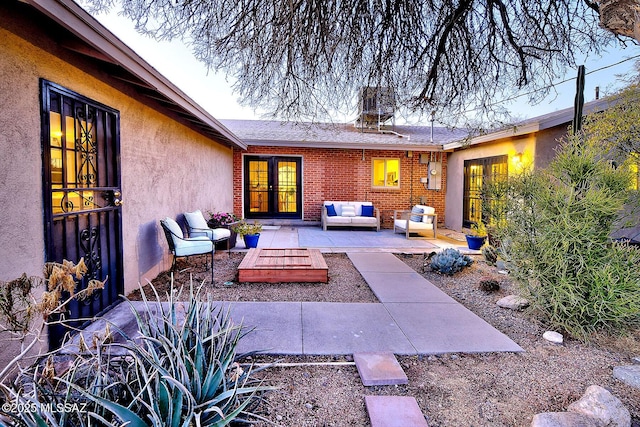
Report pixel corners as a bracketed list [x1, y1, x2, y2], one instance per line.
[160, 217, 214, 281]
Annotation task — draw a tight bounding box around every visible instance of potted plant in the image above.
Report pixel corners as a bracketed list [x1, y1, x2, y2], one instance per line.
[207, 210, 240, 249]
[232, 221, 263, 248]
[465, 221, 487, 250]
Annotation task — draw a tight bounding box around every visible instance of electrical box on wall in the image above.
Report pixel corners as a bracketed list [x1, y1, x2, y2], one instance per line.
[427, 161, 442, 190]
[419, 154, 429, 164]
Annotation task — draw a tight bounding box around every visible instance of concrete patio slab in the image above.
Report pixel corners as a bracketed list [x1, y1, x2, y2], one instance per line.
[256, 226, 299, 248]
[359, 271, 457, 304]
[354, 352, 408, 386]
[347, 252, 417, 273]
[301, 302, 416, 355]
[385, 302, 524, 354]
[228, 302, 303, 355]
[365, 395, 429, 427]
[298, 228, 438, 249]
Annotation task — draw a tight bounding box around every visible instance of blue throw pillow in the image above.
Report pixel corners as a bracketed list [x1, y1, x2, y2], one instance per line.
[410, 206, 423, 222]
[326, 204, 337, 217]
[361, 205, 374, 217]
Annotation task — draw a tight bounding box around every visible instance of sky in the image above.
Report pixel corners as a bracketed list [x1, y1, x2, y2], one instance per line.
[89, 8, 640, 125]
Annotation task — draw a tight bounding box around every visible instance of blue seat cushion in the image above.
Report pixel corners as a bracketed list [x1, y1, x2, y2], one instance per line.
[361, 205, 374, 217]
[326, 204, 337, 217]
[410, 206, 424, 222]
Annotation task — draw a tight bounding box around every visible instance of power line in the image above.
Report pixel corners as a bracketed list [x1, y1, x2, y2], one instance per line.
[462, 54, 640, 114]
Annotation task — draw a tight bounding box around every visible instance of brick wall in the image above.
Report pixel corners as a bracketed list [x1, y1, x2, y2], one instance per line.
[233, 146, 447, 228]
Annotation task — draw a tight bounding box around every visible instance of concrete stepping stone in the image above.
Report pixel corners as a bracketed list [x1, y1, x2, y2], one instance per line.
[365, 395, 428, 427]
[354, 352, 408, 386]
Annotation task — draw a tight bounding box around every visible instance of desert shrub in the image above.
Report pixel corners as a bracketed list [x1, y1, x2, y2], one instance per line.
[1, 282, 273, 426]
[496, 132, 640, 340]
[478, 278, 500, 293]
[481, 245, 498, 266]
[429, 248, 473, 275]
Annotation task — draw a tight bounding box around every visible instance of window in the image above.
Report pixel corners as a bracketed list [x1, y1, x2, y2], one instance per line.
[372, 158, 400, 188]
[463, 155, 508, 228]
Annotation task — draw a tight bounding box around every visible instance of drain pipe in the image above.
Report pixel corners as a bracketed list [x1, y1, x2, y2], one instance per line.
[430, 111, 435, 143]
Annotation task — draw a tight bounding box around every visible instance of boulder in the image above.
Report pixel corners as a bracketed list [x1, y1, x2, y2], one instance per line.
[531, 412, 600, 427]
[543, 331, 564, 345]
[567, 385, 631, 427]
[613, 365, 640, 390]
[496, 294, 529, 310]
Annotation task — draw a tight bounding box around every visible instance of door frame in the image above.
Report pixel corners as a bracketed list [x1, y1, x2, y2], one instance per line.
[462, 154, 508, 228]
[40, 79, 124, 347]
[242, 154, 303, 219]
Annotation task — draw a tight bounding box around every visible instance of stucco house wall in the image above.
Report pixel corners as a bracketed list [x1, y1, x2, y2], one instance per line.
[445, 134, 536, 232]
[0, 21, 234, 290]
[0, 1, 236, 367]
[233, 146, 447, 228]
[444, 122, 581, 232]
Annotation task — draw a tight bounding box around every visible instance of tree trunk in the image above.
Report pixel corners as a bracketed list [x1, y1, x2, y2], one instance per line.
[597, 0, 640, 41]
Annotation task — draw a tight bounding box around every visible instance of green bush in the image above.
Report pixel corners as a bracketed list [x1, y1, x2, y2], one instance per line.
[496, 135, 640, 340]
[429, 248, 473, 275]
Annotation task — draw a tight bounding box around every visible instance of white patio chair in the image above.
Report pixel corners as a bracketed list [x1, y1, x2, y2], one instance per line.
[183, 210, 231, 253]
[160, 217, 215, 281]
[393, 204, 437, 239]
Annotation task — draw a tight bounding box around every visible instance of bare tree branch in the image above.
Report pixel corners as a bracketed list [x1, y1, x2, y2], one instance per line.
[82, 0, 633, 124]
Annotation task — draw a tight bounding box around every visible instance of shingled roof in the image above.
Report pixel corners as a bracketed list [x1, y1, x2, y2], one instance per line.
[221, 120, 470, 151]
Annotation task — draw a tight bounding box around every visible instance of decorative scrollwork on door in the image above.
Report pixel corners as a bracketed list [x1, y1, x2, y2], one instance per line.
[75, 107, 97, 186]
[79, 226, 102, 304]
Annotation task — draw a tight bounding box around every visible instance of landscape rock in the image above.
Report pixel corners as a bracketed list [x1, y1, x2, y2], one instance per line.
[496, 294, 529, 310]
[613, 365, 640, 390]
[531, 412, 600, 427]
[567, 385, 631, 427]
[632, 356, 640, 365]
[543, 331, 564, 345]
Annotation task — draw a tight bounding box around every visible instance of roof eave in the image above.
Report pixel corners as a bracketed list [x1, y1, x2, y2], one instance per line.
[443, 97, 615, 151]
[244, 139, 444, 151]
[26, 0, 247, 150]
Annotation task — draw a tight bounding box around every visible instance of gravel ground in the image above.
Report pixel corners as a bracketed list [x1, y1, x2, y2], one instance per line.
[133, 252, 640, 426]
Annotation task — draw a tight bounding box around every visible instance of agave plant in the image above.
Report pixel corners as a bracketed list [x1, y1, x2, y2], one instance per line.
[116, 284, 273, 426]
[1, 280, 274, 426]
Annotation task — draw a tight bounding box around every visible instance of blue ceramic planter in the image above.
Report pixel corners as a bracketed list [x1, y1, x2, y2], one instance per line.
[465, 235, 486, 250]
[244, 233, 260, 248]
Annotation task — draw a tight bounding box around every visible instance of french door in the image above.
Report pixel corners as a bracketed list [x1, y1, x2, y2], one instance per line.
[41, 80, 124, 348]
[462, 155, 507, 228]
[244, 156, 302, 219]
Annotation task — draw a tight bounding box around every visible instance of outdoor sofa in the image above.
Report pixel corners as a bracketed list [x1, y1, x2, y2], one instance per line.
[321, 201, 380, 231]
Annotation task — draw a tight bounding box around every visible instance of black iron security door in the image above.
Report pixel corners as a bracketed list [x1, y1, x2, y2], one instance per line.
[462, 155, 507, 228]
[41, 80, 124, 348]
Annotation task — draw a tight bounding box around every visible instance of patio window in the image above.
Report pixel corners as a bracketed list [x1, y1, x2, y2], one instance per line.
[463, 155, 507, 228]
[372, 158, 400, 188]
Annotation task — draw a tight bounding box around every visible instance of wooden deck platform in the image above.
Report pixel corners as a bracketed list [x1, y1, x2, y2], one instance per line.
[238, 248, 328, 283]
